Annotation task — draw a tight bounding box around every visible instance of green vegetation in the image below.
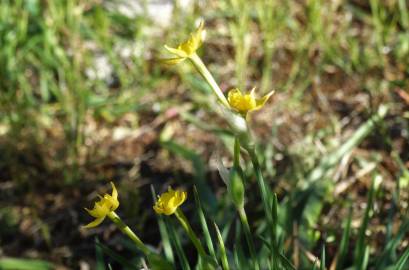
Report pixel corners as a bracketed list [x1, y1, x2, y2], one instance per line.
[0, 0, 408, 269]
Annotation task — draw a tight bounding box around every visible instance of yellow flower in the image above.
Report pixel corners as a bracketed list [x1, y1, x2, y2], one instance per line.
[84, 182, 119, 228]
[227, 87, 275, 116]
[162, 21, 205, 65]
[153, 187, 187, 215]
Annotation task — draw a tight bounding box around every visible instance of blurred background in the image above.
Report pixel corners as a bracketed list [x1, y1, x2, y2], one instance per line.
[0, 0, 408, 269]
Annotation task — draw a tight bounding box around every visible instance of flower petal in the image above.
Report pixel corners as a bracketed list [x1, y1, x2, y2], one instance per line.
[228, 88, 257, 114]
[179, 191, 187, 205]
[110, 182, 118, 200]
[164, 45, 188, 58]
[161, 57, 186, 65]
[192, 20, 204, 43]
[153, 205, 161, 214]
[250, 87, 257, 97]
[85, 200, 108, 218]
[153, 187, 187, 215]
[255, 90, 275, 110]
[83, 216, 105, 229]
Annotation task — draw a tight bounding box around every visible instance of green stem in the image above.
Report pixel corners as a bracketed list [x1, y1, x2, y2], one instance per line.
[238, 207, 260, 270]
[233, 137, 259, 269]
[189, 53, 230, 109]
[107, 211, 149, 255]
[234, 137, 240, 167]
[175, 208, 207, 258]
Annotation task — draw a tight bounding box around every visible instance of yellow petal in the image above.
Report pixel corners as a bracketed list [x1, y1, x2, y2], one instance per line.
[83, 216, 105, 229]
[250, 87, 257, 97]
[84, 207, 98, 218]
[178, 192, 187, 206]
[160, 57, 186, 65]
[228, 88, 242, 98]
[163, 21, 204, 59]
[164, 45, 188, 58]
[153, 204, 163, 214]
[191, 20, 204, 42]
[254, 90, 275, 110]
[110, 182, 118, 200]
[85, 200, 109, 218]
[153, 187, 187, 215]
[227, 88, 256, 114]
[104, 195, 119, 211]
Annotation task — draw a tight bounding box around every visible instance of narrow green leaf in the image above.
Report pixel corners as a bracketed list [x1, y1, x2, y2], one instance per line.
[279, 253, 296, 270]
[360, 246, 370, 270]
[394, 248, 409, 270]
[354, 175, 379, 265]
[271, 193, 280, 270]
[166, 219, 191, 270]
[214, 222, 230, 270]
[376, 218, 409, 268]
[0, 258, 52, 270]
[95, 238, 106, 270]
[320, 245, 326, 270]
[336, 205, 352, 270]
[193, 186, 216, 258]
[233, 244, 241, 270]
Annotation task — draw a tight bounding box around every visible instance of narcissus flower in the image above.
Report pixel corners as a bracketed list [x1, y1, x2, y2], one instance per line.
[162, 21, 205, 65]
[84, 182, 119, 228]
[153, 187, 187, 215]
[227, 88, 275, 116]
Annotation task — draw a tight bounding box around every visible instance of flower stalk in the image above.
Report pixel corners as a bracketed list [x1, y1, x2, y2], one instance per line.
[238, 207, 260, 270]
[175, 208, 207, 258]
[107, 211, 150, 255]
[232, 138, 260, 270]
[189, 53, 230, 108]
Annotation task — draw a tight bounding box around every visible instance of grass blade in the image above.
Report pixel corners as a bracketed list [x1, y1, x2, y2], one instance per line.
[193, 186, 216, 258]
[95, 238, 106, 270]
[354, 174, 380, 266]
[393, 248, 409, 270]
[336, 205, 352, 270]
[279, 253, 296, 270]
[214, 222, 230, 270]
[271, 193, 280, 269]
[320, 245, 326, 270]
[0, 258, 52, 270]
[166, 219, 191, 270]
